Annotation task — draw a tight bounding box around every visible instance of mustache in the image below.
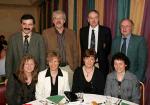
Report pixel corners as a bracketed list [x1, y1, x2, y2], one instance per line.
[24, 28, 30, 30]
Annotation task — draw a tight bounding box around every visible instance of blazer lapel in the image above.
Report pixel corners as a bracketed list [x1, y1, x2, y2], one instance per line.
[28, 33, 35, 53]
[58, 76, 64, 95]
[127, 35, 134, 56]
[84, 27, 89, 49]
[44, 76, 52, 97]
[17, 33, 24, 57]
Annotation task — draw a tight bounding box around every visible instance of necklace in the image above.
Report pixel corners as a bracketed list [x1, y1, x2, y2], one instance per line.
[83, 66, 94, 77]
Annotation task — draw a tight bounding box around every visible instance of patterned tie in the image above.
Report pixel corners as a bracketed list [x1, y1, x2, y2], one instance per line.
[23, 35, 29, 54]
[121, 38, 127, 54]
[90, 29, 95, 49]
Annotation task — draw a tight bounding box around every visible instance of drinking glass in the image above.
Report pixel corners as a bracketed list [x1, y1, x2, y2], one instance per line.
[77, 92, 84, 103]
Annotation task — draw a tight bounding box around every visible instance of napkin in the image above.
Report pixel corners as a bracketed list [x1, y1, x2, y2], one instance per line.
[47, 95, 65, 104]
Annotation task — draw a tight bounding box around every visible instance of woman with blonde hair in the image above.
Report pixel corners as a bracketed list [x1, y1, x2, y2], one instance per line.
[36, 51, 70, 99]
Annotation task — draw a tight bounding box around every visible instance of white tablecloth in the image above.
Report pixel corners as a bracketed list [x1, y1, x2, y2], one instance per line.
[27, 94, 138, 105]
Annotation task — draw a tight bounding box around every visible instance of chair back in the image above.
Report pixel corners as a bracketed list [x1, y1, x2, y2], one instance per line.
[139, 82, 145, 105]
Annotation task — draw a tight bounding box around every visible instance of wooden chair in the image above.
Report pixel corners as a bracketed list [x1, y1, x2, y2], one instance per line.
[139, 82, 145, 105]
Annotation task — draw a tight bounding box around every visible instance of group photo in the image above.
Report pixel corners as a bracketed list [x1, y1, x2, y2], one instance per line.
[0, 0, 150, 105]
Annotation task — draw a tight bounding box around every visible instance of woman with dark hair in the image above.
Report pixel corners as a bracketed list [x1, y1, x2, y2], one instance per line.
[72, 49, 105, 95]
[104, 52, 140, 104]
[6, 54, 38, 105]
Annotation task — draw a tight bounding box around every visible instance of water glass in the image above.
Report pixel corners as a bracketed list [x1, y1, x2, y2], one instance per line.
[77, 92, 84, 102]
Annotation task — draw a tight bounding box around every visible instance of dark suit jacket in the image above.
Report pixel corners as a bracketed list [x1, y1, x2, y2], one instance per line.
[80, 25, 112, 77]
[72, 67, 105, 95]
[43, 27, 79, 70]
[111, 34, 147, 81]
[5, 32, 46, 79]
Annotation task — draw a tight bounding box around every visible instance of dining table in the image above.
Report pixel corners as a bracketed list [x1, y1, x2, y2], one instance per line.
[26, 93, 139, 105]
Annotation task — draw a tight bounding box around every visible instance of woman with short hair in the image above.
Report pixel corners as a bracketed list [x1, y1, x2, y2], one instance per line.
[36, 51, 70, 99]
[105, 52, 140, 104]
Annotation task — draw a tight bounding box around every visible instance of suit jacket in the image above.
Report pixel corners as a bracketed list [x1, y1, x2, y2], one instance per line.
[5, 32, 46, 79]
[80, 25, 112, 77]
[43, 27, 78, 70]
[111, 34, 147, 81]
[72, 67, 105, 95]
[35, 68, 70, 99]
[104, 71, 140, 104]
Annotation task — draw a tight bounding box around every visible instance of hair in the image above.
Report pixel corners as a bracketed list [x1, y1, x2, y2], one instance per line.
[88, 10, 100, 17]
[83, 49, 97, 59]
[0, 44, 4, 52]
[20, 14, 35, 24]
[120, 18, 134, 26]
[17, 54, 38, 83]
[52, 10, 66, 21]
[47, 51, 61, 64]
[111, 52, 130, 71]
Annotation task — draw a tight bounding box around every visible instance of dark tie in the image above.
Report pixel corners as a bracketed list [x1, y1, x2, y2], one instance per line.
[23, 35, 29, 54]
[121, 38, 127, 54]
[90, 29, 95, 49]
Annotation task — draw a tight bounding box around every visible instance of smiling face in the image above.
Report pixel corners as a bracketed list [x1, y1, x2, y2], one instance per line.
[88, 11, 99, 28]
[84, 56, 95, 68]
[48, 57, 59, 71]
[23, 59, 35, 74]
[114, 59, 127, 73]
[21, 19, 34, 34]
[120, 19, 133, 37]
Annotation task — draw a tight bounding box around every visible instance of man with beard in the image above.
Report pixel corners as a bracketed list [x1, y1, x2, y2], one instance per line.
[5, 14, 46, 105]
[42, 10, 78, 87]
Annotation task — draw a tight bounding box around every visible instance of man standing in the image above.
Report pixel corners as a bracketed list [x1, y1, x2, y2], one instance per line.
[80, 10, 112, 79]
[5, 14, 46, 105]
[111, 19, 147, 81]
[43, 10, 78, 87]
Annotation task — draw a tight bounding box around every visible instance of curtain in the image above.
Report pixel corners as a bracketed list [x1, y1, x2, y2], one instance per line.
[116, 0, 130, 36]
[104, 0, 117, 38]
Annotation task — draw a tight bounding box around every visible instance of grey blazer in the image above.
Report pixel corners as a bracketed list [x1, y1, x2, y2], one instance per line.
[6, 32, 46, 105]
[5, 32, 46, 78]
[104, 71, 140, 104]
[111, 34, 147, 81]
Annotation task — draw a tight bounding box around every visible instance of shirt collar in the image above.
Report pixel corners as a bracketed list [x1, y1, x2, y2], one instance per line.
[89, 25, 99, 31]
[45, 68, 63, 77]
[22, 32, 31, 38]
[54, 28, 65, 35]
[113, 71, 131, 81]
[121, 34, 131, 39]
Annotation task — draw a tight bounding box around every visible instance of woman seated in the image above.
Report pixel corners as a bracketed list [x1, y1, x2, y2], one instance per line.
[7, 54, 38, 105]
[104, 52, 140, 104]
[72, 49, 105, 95]
[36, 51, 70, 99]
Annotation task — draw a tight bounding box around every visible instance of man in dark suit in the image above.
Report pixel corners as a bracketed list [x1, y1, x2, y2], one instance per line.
[111, 19, 147, 81]
[5, 14, 46, 105]
[80, 10, 112, 79]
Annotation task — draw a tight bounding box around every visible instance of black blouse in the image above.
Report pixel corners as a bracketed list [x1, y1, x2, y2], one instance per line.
[72, 67, 105, 95]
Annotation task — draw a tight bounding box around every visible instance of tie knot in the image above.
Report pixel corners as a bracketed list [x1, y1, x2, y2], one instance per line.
[92, 29, 95, 32]
[123, 37, 126, 41]
[25, 35, 29, 39]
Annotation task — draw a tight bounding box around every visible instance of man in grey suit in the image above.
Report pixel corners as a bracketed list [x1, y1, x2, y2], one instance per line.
[5, 14, 46, 105]
[111, 19, 147, 82]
